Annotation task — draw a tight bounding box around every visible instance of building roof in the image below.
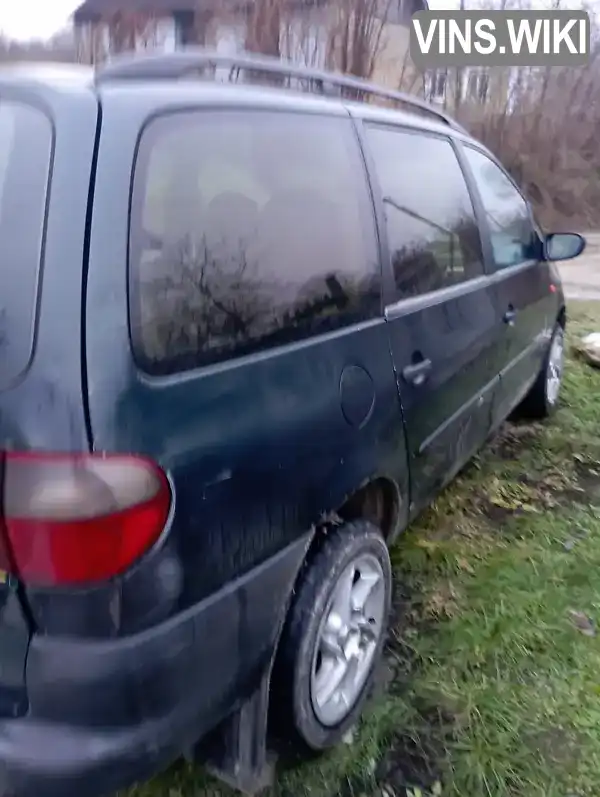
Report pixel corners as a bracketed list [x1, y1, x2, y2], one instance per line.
[73, 0, 427, 25]
[73, 0, 228, 24]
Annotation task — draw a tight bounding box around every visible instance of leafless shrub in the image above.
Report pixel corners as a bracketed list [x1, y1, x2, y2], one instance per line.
[441, 0, 600, 227]
[457, 39, 600, 229]
[325, 0, 392, 78]
[0, 33, 77, 63]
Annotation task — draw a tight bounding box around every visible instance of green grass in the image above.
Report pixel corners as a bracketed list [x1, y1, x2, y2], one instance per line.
[125, 300, 600, 797]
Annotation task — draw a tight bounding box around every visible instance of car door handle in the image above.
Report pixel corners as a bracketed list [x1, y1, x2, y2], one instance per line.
[503, 306, 517, 326]
[402, 358, 432, 387]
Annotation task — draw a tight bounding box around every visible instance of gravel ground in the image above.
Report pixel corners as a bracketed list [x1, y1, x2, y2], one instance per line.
[559, 231, 600, 301]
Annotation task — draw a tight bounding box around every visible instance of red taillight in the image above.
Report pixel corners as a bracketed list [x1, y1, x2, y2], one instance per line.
[0, 452, 171, 587]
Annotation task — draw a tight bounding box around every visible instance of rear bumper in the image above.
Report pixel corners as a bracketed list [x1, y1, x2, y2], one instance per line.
[0, 535, 309, 797]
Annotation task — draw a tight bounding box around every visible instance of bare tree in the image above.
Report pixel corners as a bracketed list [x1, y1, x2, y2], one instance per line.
[102, 10, 161, 54]
[246, 0, 282, 57]
[325, 0, 393, 79]
[280, 2, 329, 68]
[0, 33, 77, 63]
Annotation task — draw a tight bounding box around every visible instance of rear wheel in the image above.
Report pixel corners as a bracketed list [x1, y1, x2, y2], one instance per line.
[273, 520, 391, 751]
[520, 323, 565, 418]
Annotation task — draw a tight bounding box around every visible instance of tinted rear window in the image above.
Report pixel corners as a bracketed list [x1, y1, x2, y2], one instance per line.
[0, 100, 52, 386]
[128, 110, 379, 376]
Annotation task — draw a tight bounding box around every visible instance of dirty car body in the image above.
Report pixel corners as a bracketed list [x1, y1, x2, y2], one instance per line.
[0, 56, 582, 797]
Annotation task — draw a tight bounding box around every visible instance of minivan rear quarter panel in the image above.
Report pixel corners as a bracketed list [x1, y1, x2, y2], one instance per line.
[84, 86, 410, 723]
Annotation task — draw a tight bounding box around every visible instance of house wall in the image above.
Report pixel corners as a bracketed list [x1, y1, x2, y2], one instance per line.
[73, 1, 415, 81]
[426, 67, 514, 114]
[278, 4, 415, 86]
[371, 22, 412, 89]
[75, 15, 177, 62]
[74, 23, 105, 63]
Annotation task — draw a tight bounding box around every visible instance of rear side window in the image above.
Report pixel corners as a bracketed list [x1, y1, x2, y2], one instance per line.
[129, 110, 379, 376]
[0, 100, 52, 386]
[365, 125, 484, 298]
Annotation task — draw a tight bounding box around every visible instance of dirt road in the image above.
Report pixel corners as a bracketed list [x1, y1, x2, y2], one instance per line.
[558, 232, 600, 300]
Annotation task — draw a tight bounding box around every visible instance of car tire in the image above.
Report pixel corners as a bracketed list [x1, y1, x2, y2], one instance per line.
[519, 323, 565, 419]
[272, 520, 392, 752]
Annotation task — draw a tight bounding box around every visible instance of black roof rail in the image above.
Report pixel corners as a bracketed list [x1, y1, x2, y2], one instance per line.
[95, 47, 466, 133]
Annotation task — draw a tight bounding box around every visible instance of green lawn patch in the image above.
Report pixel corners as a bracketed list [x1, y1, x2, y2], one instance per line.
[125, 300, 600, 797]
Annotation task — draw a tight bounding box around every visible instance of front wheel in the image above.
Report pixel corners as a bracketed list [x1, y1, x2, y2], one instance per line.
[273, 520, 392, 752]
[520, 323, 565, 418]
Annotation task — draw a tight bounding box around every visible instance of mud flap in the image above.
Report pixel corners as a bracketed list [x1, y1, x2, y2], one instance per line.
[201, 530, 316, 794]
[203, 667, 275, 795]
[193, 526, 317, 794]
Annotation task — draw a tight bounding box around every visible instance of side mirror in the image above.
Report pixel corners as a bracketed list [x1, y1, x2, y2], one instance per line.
[545, 232, 586, 262]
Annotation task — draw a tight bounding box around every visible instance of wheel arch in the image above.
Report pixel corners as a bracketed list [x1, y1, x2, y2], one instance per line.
[335, 475, 404, 544]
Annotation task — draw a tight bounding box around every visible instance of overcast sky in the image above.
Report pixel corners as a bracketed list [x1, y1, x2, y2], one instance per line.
[0, 0, 457, 41]
[0, 0, 78, 41]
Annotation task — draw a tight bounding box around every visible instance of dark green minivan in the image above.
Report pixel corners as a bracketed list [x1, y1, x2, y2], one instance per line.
[0, 50, 584, 797]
